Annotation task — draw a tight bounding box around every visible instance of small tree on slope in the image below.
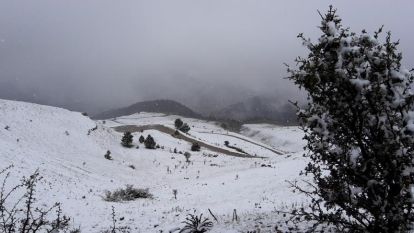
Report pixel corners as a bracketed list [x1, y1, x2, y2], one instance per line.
[175, 118, 184, 129]
[179, 123, 191, 133]
[144, 134, 156, 149]
[139, 135, 145, 143]
[121, 131, 133, 147]
[287, 6, 414, 232]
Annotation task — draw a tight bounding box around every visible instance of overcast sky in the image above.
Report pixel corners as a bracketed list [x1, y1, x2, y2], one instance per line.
[1, 0, 414, 114]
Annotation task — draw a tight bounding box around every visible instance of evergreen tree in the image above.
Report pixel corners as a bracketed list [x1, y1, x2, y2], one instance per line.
[175, 118, 184, 129]
[139, 135, 145, 143]
[179, 123, 191, 133]
[287, 6, 414, 232]
[121, 131, 133, 147]
[144, 134, 156, 149]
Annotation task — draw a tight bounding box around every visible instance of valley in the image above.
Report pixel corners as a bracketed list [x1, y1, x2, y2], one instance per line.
[0, 99, 308, 232]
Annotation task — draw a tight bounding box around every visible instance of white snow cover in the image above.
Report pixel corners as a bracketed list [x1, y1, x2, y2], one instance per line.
[240, 124, 306, 153]
[0, 99, 308, 232]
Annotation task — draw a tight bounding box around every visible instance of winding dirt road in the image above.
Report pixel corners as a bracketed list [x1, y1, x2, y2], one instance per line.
[197, 131, 284, 155]
[112, 124, 268, 158]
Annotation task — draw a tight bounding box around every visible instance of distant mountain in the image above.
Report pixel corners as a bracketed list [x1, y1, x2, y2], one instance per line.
[210, 96, 298, 125]
[93, 99, 201, 119]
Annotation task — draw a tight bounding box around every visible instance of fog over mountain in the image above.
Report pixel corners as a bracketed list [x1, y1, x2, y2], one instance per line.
[93, 99, 201, 120]
[1, 1, 413, 114]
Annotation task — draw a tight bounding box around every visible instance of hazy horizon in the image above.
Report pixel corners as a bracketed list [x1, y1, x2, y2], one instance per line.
[1, 0, 414, 114]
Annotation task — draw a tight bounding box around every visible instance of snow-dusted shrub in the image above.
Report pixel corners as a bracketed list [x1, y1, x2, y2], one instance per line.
[121, 131, 133, 147]
[179, 214, 213, 233]
[104, 150, 112, 160]
[144, 134, 156, 149]
[287, 6, 414, 232]
[104, 185, 152, 202]
[0, 165, 73, 232]
[191, 142, 201, 152]
[179, 123, 191, 133]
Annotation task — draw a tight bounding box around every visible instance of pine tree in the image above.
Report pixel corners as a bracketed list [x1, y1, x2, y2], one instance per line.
[144, 134, 156, 149]
[179, 123, 190, 133]
[175, 118, 184, 129]
[287, 6, 414, 232]
[139, 135, 145, 143]
[121, 132, 133, 147]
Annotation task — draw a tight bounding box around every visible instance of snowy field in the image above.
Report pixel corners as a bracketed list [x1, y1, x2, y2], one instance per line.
[0, 99, 309, 232]
[241, 124, 306, 153]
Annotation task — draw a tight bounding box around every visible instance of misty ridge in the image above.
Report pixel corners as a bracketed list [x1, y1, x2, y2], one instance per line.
[2, 0, 413, 123]
[2, 1, 414, 232]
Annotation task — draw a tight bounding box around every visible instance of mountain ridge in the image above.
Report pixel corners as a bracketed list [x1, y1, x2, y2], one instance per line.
[93, 99, 201, 119]
[210, 96, 298, 125]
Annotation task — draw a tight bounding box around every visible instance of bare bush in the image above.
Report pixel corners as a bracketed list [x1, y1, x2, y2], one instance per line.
[0, 165, 72, 233]
[101, 206, 130, 233]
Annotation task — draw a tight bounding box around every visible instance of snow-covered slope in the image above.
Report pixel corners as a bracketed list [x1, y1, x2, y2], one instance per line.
[241, 124, 306, 153]
[0, 99, 308, 232]
[103, 113, 285, 157]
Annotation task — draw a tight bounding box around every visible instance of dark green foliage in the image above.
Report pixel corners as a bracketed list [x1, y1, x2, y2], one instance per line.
[175, 118, 184, 129]
[179, 214, 213, 233]
[144, 134, 156, 149]
[179, 123, 191, 133]
[175, 118, 191, 133]
[286, 6, 414, 232]
[104, 150, 112, 160]
[191, 142, 201, 152]
[139, 135, 145, 143]
[121, 131, 133, 147]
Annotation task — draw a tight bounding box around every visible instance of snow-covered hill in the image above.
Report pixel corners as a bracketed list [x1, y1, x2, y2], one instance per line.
[0, 99, 308, 232]
[240, 124, 306, 153]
